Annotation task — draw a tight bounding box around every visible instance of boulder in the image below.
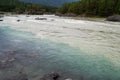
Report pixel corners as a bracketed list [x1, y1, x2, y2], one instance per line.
[55, 12, 63, 16]
[106, 15, 120, 22]
[64, 13, 77, 17]
[17, 19, 21, 22]
[0, 19, 3, 21]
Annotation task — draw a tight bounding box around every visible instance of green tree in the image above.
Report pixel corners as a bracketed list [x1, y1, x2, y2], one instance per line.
[58, 0, 120, 17]
[68, 2, 81, 14]
[58, 4, 70, 14]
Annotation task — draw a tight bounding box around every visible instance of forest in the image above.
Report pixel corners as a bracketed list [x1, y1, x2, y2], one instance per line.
[1, 0, 120, 17]
[58, 0, 120, 16]
[0, 0, 57, 14]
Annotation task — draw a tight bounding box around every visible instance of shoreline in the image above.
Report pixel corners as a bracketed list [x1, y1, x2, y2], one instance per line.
[1, 13, 120, 23]
[1, 13, 119, 24]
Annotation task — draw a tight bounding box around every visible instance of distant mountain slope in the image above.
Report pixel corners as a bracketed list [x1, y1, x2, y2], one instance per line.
[19, 0, 79, 7]
[0, 0, 57, 13]
[0, 0, 20, 5]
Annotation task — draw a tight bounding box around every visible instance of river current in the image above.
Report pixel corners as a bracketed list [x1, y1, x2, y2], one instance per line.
[0, 15, 120, 80]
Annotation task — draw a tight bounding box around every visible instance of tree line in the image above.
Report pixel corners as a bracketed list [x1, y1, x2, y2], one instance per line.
[0, 0, 57, 14]
[58, 0, 120, 17]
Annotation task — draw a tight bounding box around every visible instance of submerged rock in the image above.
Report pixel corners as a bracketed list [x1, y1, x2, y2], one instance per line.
[0, 15, 4, 18]
[40, 72, 61, 80]
[17, 19, 21, 22]
[51, 19, 55, 21]
[0, 59, 15, 69]
[106, 15, 120, 22]
[0, 51, 16, 69]
[35, 17, 47, 20]
[26, 15, 30, 17]
[4, 72, 28, 80]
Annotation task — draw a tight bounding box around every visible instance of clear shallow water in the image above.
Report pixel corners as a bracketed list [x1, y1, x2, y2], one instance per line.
[0, 26, 120, 80]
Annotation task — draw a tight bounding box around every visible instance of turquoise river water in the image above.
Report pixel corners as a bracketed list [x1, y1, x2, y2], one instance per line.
[0, 25, 120, 80]
[0, 15, 120, 80]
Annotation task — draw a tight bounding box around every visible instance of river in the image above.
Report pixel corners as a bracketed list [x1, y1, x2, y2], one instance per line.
[0, 15, 120, 80]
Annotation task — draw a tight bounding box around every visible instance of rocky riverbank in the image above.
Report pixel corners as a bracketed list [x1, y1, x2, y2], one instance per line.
[106, 15, 120, 22]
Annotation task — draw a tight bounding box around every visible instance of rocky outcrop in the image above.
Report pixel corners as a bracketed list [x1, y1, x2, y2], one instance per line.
[106, 15, 120, 22]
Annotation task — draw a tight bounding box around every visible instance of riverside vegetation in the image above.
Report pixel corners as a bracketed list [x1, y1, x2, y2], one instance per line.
[58, 0, 120, 17]
[0, 0, 120, 17]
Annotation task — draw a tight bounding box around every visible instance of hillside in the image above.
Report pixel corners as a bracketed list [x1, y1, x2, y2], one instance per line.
[19, 0, 79, 7]
[58, 0, 120, 17]
[0, 0, 57, 14]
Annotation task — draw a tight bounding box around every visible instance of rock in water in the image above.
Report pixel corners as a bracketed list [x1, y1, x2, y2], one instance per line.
[17, 19, 21, 22]
[40, 72, 60, 80]
[0, 15, 4, 18]
[35, 17, 47, 20]
[0, 19, 3, 21]
[106, 15, 120, 22]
